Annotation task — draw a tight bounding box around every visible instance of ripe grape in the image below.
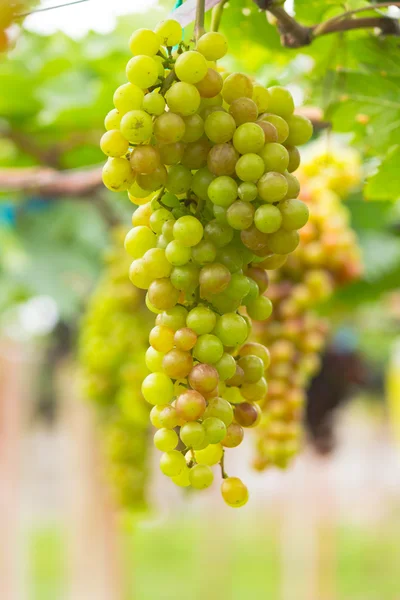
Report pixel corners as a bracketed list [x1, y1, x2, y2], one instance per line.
[193, 334, 224, 364]
[286, 114, 313, 146]
[129, 28, 160, 56]
[102, 158, 134, 192]
[175, 50, 208, 84]
[204, 111, 236, 144]
[113, 83, 144, 114]
[233, 122, 265, 154]
[261, 114, 289, 143]
[254, 204, 282, 234]
[267, 86, 295, 118]
[154, 428, 179, 451]
[259, 143, 289, 173]
[173, 216, 204, 247]
[226, 201, 255, 230]
[166, 82, 201, 116]
[208, 176, 238, 207]
[120, 110, 153, 144]
[195, 443, 224, 466]
[160, 450, 186, 477]
[154, 112, 185, 143]
[229, 97, 258, 125]
[189, 464, 214, 489]
[222, 73, 253, 104]
[235, 153, 265, 182]
[130, 144, 160, 174]
[155, 19, 182, 47]
[175, 390, 206, 421]
[126, 55, 159, 88]
[196, 68, 223, 98]
[221, 477, 249, 507]
[257, 172, 288, 203]
[207, 143, 239, 176]
[196, 32, 228, 61]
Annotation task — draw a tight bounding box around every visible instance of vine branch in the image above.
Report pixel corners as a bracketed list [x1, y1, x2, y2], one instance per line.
[211, 0, 229, 32]
[254, 1, 400, 48]
[0, 165, 103, 197]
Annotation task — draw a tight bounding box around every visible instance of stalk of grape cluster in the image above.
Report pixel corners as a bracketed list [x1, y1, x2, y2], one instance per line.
[79, 229, 153, 510]
[100, 19, 313, 506]
[252, 145, 363, 471]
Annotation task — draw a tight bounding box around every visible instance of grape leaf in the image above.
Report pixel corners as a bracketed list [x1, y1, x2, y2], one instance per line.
[365, 146, 400, 201]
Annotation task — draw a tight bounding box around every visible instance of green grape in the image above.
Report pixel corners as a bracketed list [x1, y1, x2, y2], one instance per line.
[229, 97, 258, 125]
[225, 273, 251, 299]
[208, 176, 238, 208]
[239, 341, 270, 369]
[142, 91, 166, 116]
[154, 428, 178, 451]
[162, 219, 176, 242]
[252, 84, 270, 113]
[207, 143, 239, 177]
[188, 363, 219, 394]
[171, 466, 191, 487]
[267, 86, 295, 118]
[196, 31, 228, 60]
[257, 172, 288, 203]
[257, 253, 288, 270]
[145, 346, 164, 372]
[102, 157, 134, 192]
[165, 240, 191, 266]
[259, 143, 289, 173]
[193, 334, 224, 364]
[257, 120, 279, 143]
[216, 244, 243, 273]
[233, 122, 265, 154]
[174, 327, 197, 351]
[226, 201, 255, 230]
[171, 263, 199, 292]
[141, 372, 174, 405]
[157, 305, 188, 331]
[165, 82, 201, 116]
[129, 258, 152, 289]
[113, 83, 144, 115]
[286, 114, 313, 146]
[120, 110, 153, 144]
[286, 145, 301, 172]
[143, 247, 173, 279]
[238, 182, 258, 202]
[204, 111, 236, 144]
[221, 477, 249, 507]
[268, 228, 299, 254]
[126, 55, 159, 88]
[182, 114, 204, 143]
[153, 55, 165, 78]
[175, 50, 208, 84]
[242, 277, 259, 305]
[166, 165, 193, 195]
[104, 108, 121, 130]
[213, 205, 228, 224]
[130, 145, 160, 174]
[213, 312, 248, 347]
[137, 164, 167, 192]
[181, 139, 211, 170]
[246, 295, 273, 321]
[237, 355, 264, 383]
[195, 443, 224, 466]
[148, 278, 180, 310]
[187, 305, 217, 335]
[100, 130, 129, 158]
[235, 153, 265, 182]
[180, 422, 206, 449]
[241, 376, 268, 402]
[129, 180, 152, 200]
[149, 324, 175, 352]
[245, 266, 268, 293]
[124, 225, 156, 258]
[284, 172, 300, 199]
[173, 216, 204, 247]
[279, 198, 309, 230]
[129, 28, 160, 56]
[175, 390, 206, 421]
[222, 73, 253, 104]
[192, 167, 216, 201]
[261, 114, 289, 143]
[149, 208, 174, 234]
[155, 19, 183, 47]
[160, 450, 186, 477]
[191, 240, 217, 265]
[203, 397, 234, 426]
[159, 405, 181, 429]
[254, 204, 282, 234]
[158, 142, 186, 165]
[154, 112, 185, 144]
[222, 423, 244, 447]
[196, 68, 223, 99]
[189, 464, 214, 489]
[162, 348, 193, 378]
[199, 263, 231, 295]
[213, 354, 236, 382]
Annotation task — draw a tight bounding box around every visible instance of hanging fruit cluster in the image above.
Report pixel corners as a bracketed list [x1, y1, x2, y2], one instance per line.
[100, 18, 313, 506]
[253, 144, 363, 470]
[0, 1, 33, 52]
[79, 229, 153, 510]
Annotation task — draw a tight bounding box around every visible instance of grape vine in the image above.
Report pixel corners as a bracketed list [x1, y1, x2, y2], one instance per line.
[79, 229, 153, 510]
[100, 19, 313, 506]
[253, 144, 363, 470]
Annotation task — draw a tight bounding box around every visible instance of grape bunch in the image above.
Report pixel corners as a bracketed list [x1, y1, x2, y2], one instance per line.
[253, 146, 363, 470]
[79, 229, 153, 510]
[0, 1, 34, 53]
[100, 19, 312, 506]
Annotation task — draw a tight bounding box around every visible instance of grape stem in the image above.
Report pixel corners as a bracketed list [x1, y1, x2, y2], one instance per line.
[195, 0, 206, 41]
[160, 69, 178, 94]
[220, 451, 228, 479]
[211, 0, 229, 32]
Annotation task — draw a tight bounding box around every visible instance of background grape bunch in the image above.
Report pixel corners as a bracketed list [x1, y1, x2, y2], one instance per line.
[79, 229, 153, 510]
[0, 1, 34, 52]
[252, 145, 363, 470]
[100, 18, 313, 506]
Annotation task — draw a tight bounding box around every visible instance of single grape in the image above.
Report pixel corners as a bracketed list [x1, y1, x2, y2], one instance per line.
[142, 91, 165, 116]
[196, 68, 223, 98]
[175, 390, 206, 421]
[189, 363, 219, 394]
[171, 466, 191, 487]
[126, 55, 159, 88]
[208, 176, 238, 208]
[148, 278, 180, 310]
[257, 253, 287, 270]
[149, 208, 174, 234]
[156, 305, 188, 331]
[141, 372, 174, 405]
[195, 443, 223, 466]
[104, 108, 121, 130]
[193, 334, 224, 364]
[173, 216, 204, 247]
[187, 305, 217, 335]
[175, 50, 208, 84]
[196, 31, 228, 60]
[246, 295, 273, 321]
[189, 464, 214, 489]
[257, 120, 279, 143]
[137, 164, 168, 192]
[225, 273, 251, 299]
[257, 172, 288, 203]
[102, 157, 134, 192]
[267, 86, 295, 118]
[235, 153, 265, 182]
[234, 402, 261, 427]
[259, 143, 289, 173]
[120, 110, 153, 144]
[226, 201, 255, 230]
[158, 141, 186, 165]
[165, 240, 191, 266]
[286, 114, 313, 145]
[204, 111, 236, 144]
[214, 354, 236, 382]
[162, 348, 193, 378]
[279, 198, 309, 230]
[160, 450, 186, 477]
[229, 97, 258, 126]
[166, 165, 193, 195]
[129, 258, 153, 288]
[124, 226, 156, 258]
[170, 263, 199, 292]
[246, 266, 268, 293]
[233, 122, 265, 154]
[237, 355, 264, 383]
[241, 377, 268, 402]
[181, 139, 211, 170]
[213, 312, 248, 347]
[155, 19, 182, 46]
[154, 428, 179, 451]
[100, 130, 129, 158]
[199, 263, 231, 295]
[286, 145, 301, 172]
[207, 143, 239, 177]
[149, 324, 175, 352]
[145, 346, 165, 372]
[267, 228, 300, 254]
[222, 73, 253, 104]
[221, 477, 249, 507]
[166, 82, 201, 116]
[191, 240, 217, 265]
[252, 84, 270, 113]
[154, 112, 186, 144]
[130, 144, 160, 174]
[239, 342, 270, 370]
[129, 28, 160, 56]
[238, 182, 258, 202]
[113, 83, 144, 114]
[174, 327, 197, 351]
[192, 167, 216, 201]
[254, 204, 282, 234]
[222, 423, 244, 448]
[216, 244, 243, 273]
[182, 114, 204, 143]
[180, 422, 206, 449]
[240, 225, 270, 255]
[261, 114, 289, 143]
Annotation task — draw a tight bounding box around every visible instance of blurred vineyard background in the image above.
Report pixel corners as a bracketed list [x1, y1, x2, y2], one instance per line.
[1, 0, 400, 599]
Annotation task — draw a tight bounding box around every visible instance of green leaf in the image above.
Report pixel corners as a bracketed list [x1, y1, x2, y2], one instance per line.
[365, 146, 400, 201]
